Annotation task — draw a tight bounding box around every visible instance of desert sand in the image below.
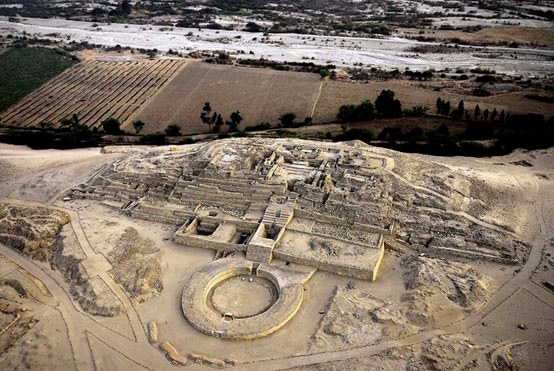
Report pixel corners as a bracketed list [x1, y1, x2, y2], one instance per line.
[0, 140, 553, 370]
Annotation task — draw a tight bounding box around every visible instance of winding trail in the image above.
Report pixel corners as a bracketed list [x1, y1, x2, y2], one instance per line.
[0, 197, 180, 371]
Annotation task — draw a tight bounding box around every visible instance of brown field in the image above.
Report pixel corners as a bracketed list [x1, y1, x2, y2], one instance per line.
[400, 27, 554, 47]
[312, 80, 554, 124]
[134, 61, 322, 134]
[1, 58, 552, 136]
[0, 59, 188, 129]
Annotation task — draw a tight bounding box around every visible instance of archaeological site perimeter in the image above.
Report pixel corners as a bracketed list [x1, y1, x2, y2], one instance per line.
[68, 138, 526, 339]
[0, 138, 553, 369]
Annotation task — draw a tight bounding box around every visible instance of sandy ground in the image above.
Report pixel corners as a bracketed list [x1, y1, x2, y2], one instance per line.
[0, 142, 552, 370]
[400, 26, 554, 47]
[0, 143, 121, 202]
[1, 17, 553, 76]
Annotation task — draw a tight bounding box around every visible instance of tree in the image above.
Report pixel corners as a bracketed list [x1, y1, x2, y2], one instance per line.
[474, 105, 481, 121]
[165, 124, 181, 136]
[72, 113, 80, 128]
[101, 117, 122, 135]
[491, 108, 498, 122]
[91, 7, 105, 17]
[466, 121, 493, 140]
[359, 99, 375, 118]
[214, 114, 224, 132]
[436, 97, 443, 115]
[133, 120, 145, 134]
[450, 101, 463, 120]
[303, 117, 313, 126]
[483, 108, 489, 121]
[442, 101, 450, 116]
[457, 100, 464, 114]
[279, 112, 297, 128]
[375, 90, 402, 118]
[319, 69, 329, 78]
[227, 111, 243, 131]
[200, 102, 213, 128]
[120, 0, 131, 16]
[337, 105, 358, 122]
[499, 110, 505, 124]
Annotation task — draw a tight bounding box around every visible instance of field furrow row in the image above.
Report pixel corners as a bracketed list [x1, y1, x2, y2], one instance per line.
[80, 60, 173, 127]
[0, 59, 188, 129]
[1, 62, 98, 124]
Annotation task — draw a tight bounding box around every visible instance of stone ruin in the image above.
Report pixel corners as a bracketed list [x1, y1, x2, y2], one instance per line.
[69, 138, 525, 339]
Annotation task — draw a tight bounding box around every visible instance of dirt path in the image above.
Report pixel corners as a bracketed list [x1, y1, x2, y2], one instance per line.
[309, 80, 325, 119]
[0, 197, 181, 371]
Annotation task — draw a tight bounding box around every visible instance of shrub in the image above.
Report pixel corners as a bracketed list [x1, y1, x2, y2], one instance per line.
[132, 120, 145, 134]
[406, 127, 423, 142]
[178, 137, 195, 145]
[404, 106, 428, 117]
[140, 132, 167, 145]
[377, 127, 403, 141]
[244, 22, 263, 32]
[337, 99, 375, 122]
[244, 122, 270, 131]
[473, 87, 491, 97]
[459, 141, 487, 157]
[232, 131, 251, 138]
[279, 112, 297, 128]
[164, 124, 181, 136]
[101, 117, 122, 135]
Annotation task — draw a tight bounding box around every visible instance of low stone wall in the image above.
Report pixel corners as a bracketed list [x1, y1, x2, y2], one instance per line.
[173, 232, 248, 253]
[393, 239, 518, 265]
[273, 249, 379, 281]
[128, 210, 185, 225]
[293, 208, 392, 236]
[181, 258, 310, 340]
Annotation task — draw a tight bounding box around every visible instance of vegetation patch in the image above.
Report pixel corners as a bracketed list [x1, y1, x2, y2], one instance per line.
[0, 46, 78, 112]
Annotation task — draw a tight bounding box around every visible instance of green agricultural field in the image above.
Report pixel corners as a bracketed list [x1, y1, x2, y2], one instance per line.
[0, 47, 78, 113]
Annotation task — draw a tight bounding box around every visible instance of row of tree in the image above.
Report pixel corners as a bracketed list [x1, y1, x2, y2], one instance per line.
[337, 90, 403, 122]
[200, 102, 243, 132]
[436, 98, 506, 123]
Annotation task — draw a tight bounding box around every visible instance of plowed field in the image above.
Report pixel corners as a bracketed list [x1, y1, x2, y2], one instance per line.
[0, 59, 188, 129]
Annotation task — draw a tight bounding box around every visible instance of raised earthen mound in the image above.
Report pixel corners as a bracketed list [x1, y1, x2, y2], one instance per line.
[0, 203, 69, 261]
[108, 227, 163, 303]
[54, 224, 124, 316]
[402, 256, 495, 312]
[311, 286, 417, 351]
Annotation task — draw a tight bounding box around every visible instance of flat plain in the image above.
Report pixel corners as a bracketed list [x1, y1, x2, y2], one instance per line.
[134, 61, 322, 134]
